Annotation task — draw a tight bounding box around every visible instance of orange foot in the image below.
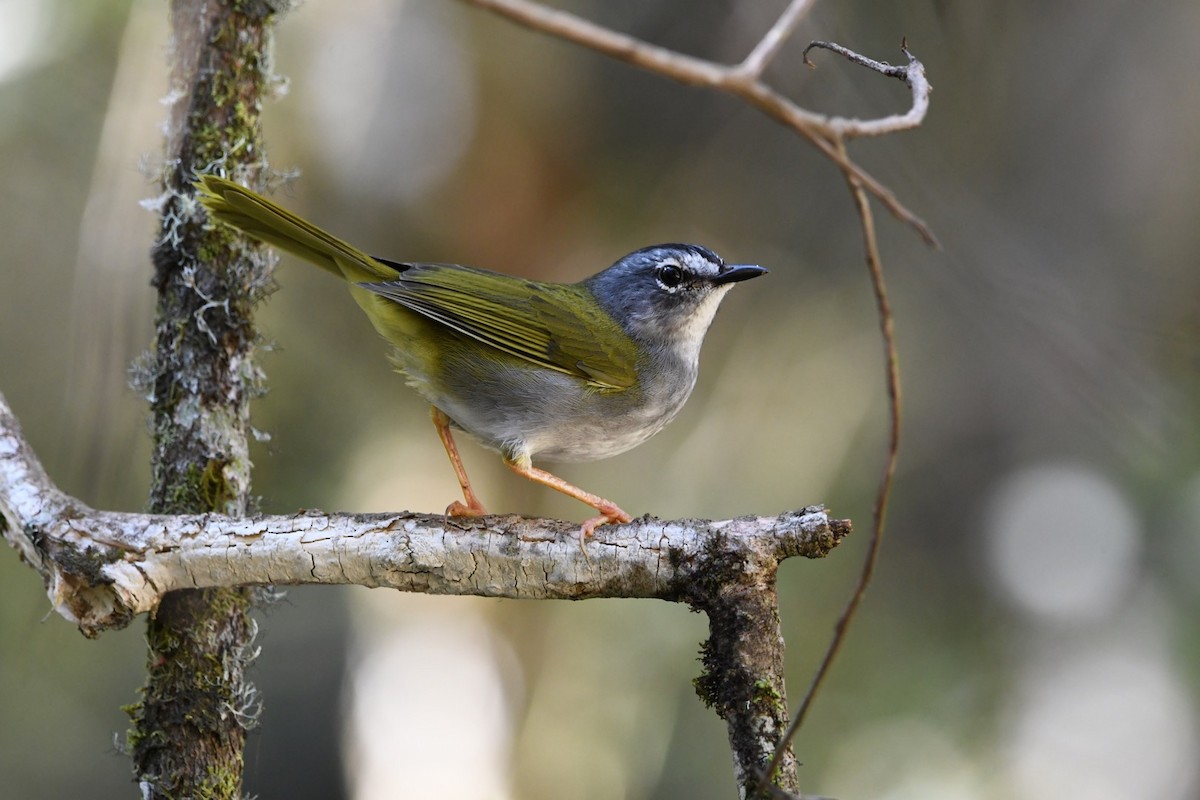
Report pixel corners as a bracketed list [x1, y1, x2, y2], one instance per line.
[502, 455, 632, 556]
[445, 498, 488, 518]
[580, 504, 632, 538]
[432, 406, 489, 519]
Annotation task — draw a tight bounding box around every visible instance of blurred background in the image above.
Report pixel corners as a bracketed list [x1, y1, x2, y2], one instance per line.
[1, 0, 1198, 797]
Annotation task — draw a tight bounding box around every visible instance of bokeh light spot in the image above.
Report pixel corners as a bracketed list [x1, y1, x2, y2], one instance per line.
[346, 617, 518, 800]
[303, 1, 475, 204]
[825, 716, 985, 800]
[1003, 641, 1199, 800]
[984, 463, 1140, 622]
[0, 0, 51, 84]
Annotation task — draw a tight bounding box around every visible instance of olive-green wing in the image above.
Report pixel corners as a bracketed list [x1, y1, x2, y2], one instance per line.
[361, 263, 638, 390]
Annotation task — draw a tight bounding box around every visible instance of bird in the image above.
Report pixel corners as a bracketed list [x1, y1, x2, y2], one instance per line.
[195, 174, 766, 543]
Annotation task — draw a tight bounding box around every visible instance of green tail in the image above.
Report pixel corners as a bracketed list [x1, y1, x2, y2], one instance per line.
[195, 175, 399, 284]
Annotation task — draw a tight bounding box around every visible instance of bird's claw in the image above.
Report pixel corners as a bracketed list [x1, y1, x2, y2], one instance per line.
[577, 504, 632, 560]
[445, 499, 487, 518]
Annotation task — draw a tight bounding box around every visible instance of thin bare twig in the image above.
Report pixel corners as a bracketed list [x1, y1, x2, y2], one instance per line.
[460, 0, 937, 245]
[736, 0, 818, 79]
[803, 38, 934, 138]
[464, 0, 729, 86]
[761, 136, 903, 792]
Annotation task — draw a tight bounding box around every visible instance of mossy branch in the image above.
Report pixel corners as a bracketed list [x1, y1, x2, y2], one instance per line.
[126, 0, 284, 797]
[0, 388, 848, 793]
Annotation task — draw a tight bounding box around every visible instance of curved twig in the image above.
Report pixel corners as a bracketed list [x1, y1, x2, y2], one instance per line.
[761, 137, 902, 791]
[802, 38, 933, 138]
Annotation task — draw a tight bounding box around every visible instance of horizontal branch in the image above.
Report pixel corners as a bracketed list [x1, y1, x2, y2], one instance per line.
[0, 392, 847, 638]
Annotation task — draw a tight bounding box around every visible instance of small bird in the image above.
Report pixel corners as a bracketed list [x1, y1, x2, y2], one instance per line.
[196, 175, 765, 541]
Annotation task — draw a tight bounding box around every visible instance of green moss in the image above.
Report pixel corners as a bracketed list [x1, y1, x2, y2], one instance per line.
[199, 764, 244, 800]
[199, 458, 235, 510]
[129, 588, 256, 796]
[751, 678, 785, 715]
[692, 640, 719, 710]
[131, 3, 281, 795]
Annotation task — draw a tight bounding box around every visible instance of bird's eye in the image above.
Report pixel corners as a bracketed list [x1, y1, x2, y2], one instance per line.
[656, 263, 683, 290]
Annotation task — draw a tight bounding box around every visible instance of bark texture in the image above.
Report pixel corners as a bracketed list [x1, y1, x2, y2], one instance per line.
[124, 1, 282, 796]
[685, 536, 799, 797]
[0, 384, 849, 796]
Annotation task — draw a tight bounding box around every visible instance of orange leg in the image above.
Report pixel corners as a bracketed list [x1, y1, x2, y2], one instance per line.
[431, 407, 488, 517]
[504, 455, 632, 545]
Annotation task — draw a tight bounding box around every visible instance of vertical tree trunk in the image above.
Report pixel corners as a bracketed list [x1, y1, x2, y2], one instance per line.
[688, 543, 800, 797]
[125, 2, 284, 795]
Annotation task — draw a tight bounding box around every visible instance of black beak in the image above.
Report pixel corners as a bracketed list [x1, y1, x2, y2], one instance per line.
[712, 264, 768, 285]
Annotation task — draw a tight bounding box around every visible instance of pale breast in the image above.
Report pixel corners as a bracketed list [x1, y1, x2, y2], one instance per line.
[420, 348, 698, 464]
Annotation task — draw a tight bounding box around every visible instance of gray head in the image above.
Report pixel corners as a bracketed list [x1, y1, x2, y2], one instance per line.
[584, 244, 766, 359]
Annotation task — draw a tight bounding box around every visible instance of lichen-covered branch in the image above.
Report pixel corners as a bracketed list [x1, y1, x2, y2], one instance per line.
[0, 388, 848, 793]
[686, 541, 800, 798]
[127, 0, 285, 796]
[0, 389, 845, 631]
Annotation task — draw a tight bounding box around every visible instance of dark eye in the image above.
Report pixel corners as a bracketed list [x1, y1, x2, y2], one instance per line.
[657, 263, 683, 289]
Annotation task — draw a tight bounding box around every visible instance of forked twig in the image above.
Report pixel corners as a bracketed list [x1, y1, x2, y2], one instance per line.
[460, 0, 937, 245]
[736, 0, 819, 80]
